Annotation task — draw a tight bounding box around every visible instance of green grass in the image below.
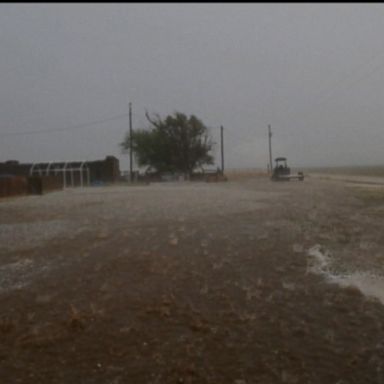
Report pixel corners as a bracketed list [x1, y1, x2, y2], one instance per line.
[306, 165, 384, 177]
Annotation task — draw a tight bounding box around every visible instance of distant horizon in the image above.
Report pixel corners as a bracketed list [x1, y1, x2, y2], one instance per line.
[2, 156, 384, 173]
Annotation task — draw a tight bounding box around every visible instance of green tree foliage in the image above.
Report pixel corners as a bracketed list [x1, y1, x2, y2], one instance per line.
[121, 111, 214, 174]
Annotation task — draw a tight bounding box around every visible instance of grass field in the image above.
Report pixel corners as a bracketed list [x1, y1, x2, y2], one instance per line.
[304, 165, 384, 177]
[225, 165, 384, 181]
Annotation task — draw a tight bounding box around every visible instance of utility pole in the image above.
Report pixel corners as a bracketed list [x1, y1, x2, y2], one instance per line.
[268, 124, 273, 174]
[129, 102, 133, 182]
[220, 125, 224, 174]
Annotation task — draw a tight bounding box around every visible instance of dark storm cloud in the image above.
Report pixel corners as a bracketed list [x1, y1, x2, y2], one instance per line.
[1, 4, 383, 169]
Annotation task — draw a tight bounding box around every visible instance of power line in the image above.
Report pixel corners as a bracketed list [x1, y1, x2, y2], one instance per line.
[275, 49, 384, 130]
[224, 129, 248, 144]
[314, 49, 384, 103]
[0, 112, 129, 137]
[315, 58, 384, 106]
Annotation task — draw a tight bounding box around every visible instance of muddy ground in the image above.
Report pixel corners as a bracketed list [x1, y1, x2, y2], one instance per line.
[0, 175, 384, 384]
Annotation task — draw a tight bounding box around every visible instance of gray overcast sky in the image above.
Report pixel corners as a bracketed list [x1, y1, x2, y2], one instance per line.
[1, 3, 384, 170]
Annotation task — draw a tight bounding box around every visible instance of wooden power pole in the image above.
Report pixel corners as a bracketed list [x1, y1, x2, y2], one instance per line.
[220, 125, 224, 174]
[129, 102, 133, 182]
[268, 124, 273, 174]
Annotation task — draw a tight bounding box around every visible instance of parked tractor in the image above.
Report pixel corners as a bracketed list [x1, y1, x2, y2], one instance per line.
[271, 157, 304, 181]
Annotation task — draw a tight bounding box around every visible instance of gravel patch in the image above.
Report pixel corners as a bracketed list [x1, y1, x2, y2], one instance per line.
[0, 258, 50, 293]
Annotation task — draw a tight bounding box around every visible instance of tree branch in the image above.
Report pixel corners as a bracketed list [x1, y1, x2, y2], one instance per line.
[145, 109, 162, 129]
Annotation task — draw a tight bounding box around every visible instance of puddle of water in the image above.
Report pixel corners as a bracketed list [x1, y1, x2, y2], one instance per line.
[334, 273, 384, 303]
[307, 244, 384, 304]
[307, 245, 330, 274]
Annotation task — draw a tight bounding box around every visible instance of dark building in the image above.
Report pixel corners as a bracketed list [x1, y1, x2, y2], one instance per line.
[0, 160, 31, 177]
[88, 156, 120, 184]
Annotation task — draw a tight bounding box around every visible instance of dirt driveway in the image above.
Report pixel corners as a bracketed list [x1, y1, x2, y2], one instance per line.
[1, 176, 384, 383]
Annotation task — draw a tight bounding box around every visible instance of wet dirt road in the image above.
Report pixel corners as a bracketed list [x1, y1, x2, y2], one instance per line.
[0, 176, 384, 383]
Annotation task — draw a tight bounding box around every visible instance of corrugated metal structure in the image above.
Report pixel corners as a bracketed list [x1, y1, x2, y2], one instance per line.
[0, 156, 120, 187]
[29, 161, 90, 188]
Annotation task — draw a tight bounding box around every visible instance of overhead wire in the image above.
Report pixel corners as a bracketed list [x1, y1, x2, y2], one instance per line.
[0, 112, 129, 137]
[4, 49, 383, 141]
[273, 48, 384, 131]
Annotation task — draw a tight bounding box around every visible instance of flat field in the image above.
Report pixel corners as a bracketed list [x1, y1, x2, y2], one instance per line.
[1, 173, 384, 383]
